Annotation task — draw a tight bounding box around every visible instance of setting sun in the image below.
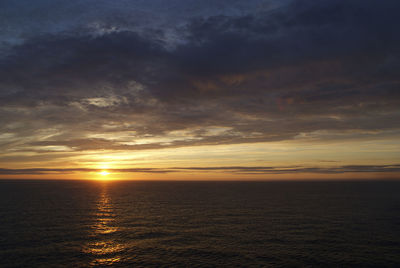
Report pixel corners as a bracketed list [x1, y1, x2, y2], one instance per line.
[99, 170, 109, 176]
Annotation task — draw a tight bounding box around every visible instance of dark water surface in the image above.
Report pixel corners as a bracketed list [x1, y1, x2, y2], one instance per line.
[0, 180, 399, 267]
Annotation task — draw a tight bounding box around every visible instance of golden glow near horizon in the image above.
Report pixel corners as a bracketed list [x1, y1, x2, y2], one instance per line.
[0, 137, 399, 180]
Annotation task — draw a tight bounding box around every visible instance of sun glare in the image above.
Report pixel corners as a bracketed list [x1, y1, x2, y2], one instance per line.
[96, 170, 113, 181]
[100, 170, 109, 176]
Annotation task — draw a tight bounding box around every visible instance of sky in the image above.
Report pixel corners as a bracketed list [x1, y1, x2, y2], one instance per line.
[0, 0, 399, 180]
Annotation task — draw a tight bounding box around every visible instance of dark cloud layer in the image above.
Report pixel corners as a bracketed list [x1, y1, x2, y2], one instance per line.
[0, 0, 399, 154]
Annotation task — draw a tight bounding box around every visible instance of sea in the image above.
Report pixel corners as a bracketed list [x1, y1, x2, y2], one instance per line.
[0, 180, 399, 267]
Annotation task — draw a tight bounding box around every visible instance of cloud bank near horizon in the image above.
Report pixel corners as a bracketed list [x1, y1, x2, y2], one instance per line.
[1, 164, 400, 176]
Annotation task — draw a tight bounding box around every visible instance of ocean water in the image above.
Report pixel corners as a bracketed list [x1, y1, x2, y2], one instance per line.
[0, 180, 399, 267]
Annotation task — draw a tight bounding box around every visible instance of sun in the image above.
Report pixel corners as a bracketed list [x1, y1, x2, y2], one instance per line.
[99, 170, 109, 176]
[96, 170, 112, 181]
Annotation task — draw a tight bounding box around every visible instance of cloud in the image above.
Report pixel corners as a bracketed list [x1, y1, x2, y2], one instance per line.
[0, 0, 399, 157]
[1, 164, 400, 175]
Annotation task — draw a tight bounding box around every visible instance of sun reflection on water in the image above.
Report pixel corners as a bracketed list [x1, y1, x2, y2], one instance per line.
[83, 185, 124, 266]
